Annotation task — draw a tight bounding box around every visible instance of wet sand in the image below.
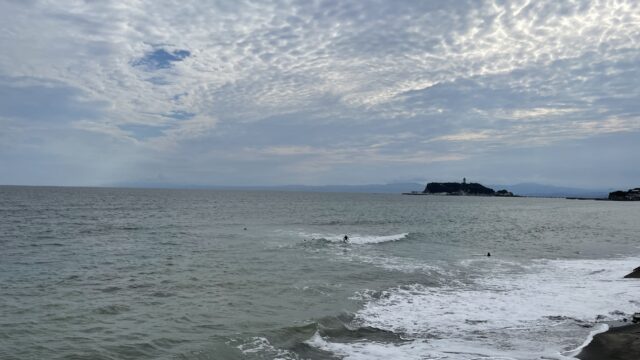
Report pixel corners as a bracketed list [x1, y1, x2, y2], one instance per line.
[577, 323, 640, 360]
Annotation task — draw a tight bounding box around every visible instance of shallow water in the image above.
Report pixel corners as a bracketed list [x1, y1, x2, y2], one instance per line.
[1, 186, 639, 359]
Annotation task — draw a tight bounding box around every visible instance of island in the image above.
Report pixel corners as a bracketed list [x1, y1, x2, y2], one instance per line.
[403, 178, 515, 197]
[608, 188, 640, 201]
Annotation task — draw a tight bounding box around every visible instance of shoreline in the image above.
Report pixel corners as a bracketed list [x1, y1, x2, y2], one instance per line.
[576, 323, 640, 359]
[401, 192, 604, 200]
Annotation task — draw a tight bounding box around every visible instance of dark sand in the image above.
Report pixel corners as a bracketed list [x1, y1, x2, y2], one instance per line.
[577, 324, 640, 360]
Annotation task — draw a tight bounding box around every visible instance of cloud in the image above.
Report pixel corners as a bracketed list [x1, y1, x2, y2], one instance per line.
[430, 132, 493, 142]
[1, 0, 639, 186]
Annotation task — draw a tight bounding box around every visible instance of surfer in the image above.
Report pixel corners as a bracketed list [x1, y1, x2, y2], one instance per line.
[487, 252, 491, 257]
[343, 235, 349, 243]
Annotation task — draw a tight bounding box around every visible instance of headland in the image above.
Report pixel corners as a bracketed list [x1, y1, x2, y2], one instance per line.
[608, 188, 640, 201]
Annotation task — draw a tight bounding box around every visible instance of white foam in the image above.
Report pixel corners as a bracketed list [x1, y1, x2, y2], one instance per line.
[346, 253, 451, 277]
[357, 257, 640, 336]
[306, 332, 542, 360]
[300, 232, 409, 245]
[309, 256, 640, 359]
[562, 323, 609, 358]
[306, 332, 431, 360]
[237, 337, 296, 359]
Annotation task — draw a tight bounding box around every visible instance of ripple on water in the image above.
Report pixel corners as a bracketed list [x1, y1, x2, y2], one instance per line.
[95, 304, 131, 315]
[150, 291, 175, 298]
[99, 286, 121, 293]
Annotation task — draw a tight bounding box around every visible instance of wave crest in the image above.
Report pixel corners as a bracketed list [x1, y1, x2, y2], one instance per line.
[302, 232, 410, 245]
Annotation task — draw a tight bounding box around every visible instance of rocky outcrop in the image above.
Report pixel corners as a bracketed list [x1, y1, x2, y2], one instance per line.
[609, 188, 640, 201]
[624, 266, 640, 278]
[423, 182, 495, 195]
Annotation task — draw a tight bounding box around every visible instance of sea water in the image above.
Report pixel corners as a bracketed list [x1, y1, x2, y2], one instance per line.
[1, 186, 639, 359]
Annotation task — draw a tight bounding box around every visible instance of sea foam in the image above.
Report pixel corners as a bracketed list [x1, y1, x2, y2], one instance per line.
[308, 256, 640, 359]
[237, 337, 297, 359]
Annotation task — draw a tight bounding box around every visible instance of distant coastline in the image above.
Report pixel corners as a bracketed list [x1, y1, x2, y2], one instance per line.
[568, 187, 640, 201]
[2, 183, 637, 200]
[401, 180, 640, 201]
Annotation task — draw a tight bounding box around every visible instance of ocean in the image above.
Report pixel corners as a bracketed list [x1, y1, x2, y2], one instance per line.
[1, 186, 639, 359]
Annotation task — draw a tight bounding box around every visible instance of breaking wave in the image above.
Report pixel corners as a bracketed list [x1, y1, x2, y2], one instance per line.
[305, 256, 640, 359]
[301, 232, 410, 245]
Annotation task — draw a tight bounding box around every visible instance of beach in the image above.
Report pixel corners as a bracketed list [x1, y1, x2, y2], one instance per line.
[578, 323, 640, 360]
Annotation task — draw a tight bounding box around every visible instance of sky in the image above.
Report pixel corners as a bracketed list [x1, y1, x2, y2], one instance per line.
[0, 0, 639, 188]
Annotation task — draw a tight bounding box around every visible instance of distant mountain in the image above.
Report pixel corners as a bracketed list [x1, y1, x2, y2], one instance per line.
[263, 183, 424, 193]
[489, 183, 609, 198]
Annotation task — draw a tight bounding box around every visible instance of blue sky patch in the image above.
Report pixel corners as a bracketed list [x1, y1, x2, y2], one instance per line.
[0, 76, 106, 122]
[133, 48, 191, 70]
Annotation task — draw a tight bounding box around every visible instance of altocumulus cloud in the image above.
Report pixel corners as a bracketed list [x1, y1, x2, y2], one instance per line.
[0, 0, 639, 187]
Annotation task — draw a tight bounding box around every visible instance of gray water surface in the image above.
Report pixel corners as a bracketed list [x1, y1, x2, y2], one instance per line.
[1, 187, 639, 359]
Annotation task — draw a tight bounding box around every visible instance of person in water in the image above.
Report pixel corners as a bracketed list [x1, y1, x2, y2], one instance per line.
[343, 235, 349, 243]
[487, 252, 491, 257]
